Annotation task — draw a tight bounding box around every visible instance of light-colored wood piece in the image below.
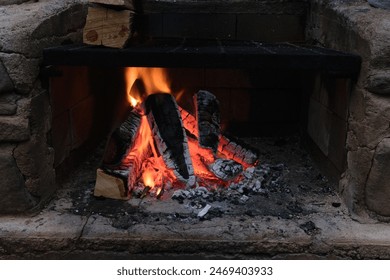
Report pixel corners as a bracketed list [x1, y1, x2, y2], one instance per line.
[89, 0, 134, 10]
[83, 5, 133, 48]
[94, 168, 129, 200]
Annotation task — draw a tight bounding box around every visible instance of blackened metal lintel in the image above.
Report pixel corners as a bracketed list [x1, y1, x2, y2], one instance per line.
[42, 38, 361, 78]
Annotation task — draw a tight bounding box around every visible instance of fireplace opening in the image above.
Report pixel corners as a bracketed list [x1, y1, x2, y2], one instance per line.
[38, 35, 361, 231]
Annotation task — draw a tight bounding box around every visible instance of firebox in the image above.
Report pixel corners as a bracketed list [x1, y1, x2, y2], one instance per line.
[43, 38, 360, 200]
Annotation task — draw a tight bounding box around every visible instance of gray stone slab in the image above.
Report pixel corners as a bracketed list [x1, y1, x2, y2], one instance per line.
[0, 211, 87, 239]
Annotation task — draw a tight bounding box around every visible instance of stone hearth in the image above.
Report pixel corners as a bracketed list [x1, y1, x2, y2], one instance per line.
[0, 0, 390, 223]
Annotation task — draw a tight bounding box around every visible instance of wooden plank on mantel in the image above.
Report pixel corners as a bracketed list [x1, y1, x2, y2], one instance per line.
[89, 0, 134, 10]
[83, 5, 133, 48]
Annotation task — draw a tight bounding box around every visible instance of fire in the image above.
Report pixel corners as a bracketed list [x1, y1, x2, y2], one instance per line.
[142, 169, 155, 188]
[120, 67, 254, 195]
[128, 95, 138, 107]
[125, 67, 172, 103]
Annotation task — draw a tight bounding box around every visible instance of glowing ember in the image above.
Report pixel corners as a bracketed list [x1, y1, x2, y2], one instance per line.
[128, 95, 138, 107]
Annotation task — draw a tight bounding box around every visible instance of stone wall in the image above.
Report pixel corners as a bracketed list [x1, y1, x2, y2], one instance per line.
[0, 0, 87, 213]
[306, 0, 390, 218]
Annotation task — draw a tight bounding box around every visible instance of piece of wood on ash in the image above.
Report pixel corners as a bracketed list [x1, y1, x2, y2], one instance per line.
[89, 0, 135, 10]
[209, 158, 243, 181]
[83, 5, 134, 48]
[194, 90, 220, 154]
[179, 105, 258, 166]
[145, 93, 195, 186]
[218, 135, 259, 166]
[94, 168, 129, 200]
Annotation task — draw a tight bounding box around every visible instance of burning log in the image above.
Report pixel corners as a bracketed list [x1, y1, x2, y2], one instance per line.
[145, 93, 196, 187]
[179, 104, 258, 167]
[194, 90, 220, 154]
[102, 109, 142, 168]
[218, 135, 259, 167]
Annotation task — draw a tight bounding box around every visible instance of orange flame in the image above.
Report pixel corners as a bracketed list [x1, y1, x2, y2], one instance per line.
[125, 67, 172, 105]
[142, 169, 155, 188]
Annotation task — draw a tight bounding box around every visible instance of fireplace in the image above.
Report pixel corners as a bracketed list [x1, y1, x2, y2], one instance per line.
[43, 37, 360, 202]
[1, 0, 389, 223]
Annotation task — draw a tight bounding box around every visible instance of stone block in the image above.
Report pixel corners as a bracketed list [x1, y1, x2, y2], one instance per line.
[366, 138, 390, 216]
[0, 0, 30, 5]
[366, 69, 390, 95]
[0, 115, 30, 142]
[0, 53, 40, 95]
[0, 60, 14, 93]
[14, 134, 56, 197]
[0, 0, 87, 57]
[0, 145, 37, 213]
[0, 93, 18, 115]
[368, 0, 390, 10]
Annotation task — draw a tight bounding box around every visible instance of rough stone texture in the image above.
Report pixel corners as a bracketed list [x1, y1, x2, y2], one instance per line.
[0, 0, 88, 213]
[0, 60, 13, 93]
[0, 93, 17, 115]
[0, 145, 37, 213]
[368, 0, 390, 10]
[307, 0, 390, 217]
[0, 0, 31, 5]
[0, 115, 29, 141]
[365, 138, 390, 216]
[366, 69, 390, 95]
[0, 0, 88, 94]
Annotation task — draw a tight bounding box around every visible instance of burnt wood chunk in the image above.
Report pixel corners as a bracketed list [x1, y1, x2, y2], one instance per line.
[194, 90, 220, 153]
[209, 158, 243, 181]
[179, 105, 258, 166]
[218, 135, 259, 166]
[102, 109, 141, 168]
[145, 93, 195, 186]
[180, 107, 198, 137]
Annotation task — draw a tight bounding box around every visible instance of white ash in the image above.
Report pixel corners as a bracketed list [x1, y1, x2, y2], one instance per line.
[171, 163, 287, 210]
[197, 204, 212, 218]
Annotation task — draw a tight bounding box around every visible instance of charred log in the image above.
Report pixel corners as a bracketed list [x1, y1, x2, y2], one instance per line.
[218, 135, 259, 167]
[209, 158, 243, 181]
[194, 90, 220, 154]
[145, 93, 195, 186]
[102, 109, 142, 168]
[179, 105, 258, 166]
